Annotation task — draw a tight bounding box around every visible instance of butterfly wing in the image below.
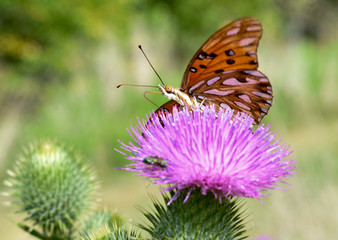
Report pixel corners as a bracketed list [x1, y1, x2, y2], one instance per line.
[181, 17, 272, 123]
[148, 100, 180, 128]
[155, 100, 180, 115]
[181, 17, 262, 89]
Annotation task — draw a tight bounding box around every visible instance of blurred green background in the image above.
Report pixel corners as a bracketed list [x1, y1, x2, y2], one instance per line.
[1, 0, 337, 239]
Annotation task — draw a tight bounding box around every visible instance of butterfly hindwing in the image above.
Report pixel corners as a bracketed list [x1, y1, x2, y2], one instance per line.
[155, 100, 180, 115]
[189, 70, 272, 124]
[151, 100, 180, 127]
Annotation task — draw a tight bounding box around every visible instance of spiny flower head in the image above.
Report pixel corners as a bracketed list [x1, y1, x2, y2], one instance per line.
[4, 140, 98, 238]
[117, 106, 295, 203]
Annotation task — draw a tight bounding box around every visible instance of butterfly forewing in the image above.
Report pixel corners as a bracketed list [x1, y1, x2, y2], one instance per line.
[181, 17, 262, 90]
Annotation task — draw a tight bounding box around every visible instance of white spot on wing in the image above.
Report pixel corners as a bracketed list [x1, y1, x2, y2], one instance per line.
[239, 37, 256, 47]
[207, 76, 221, 86]
[245, 77, 258, 84]
[221, 70, 236, 74]
[234, 101, 251, 111]
[247, 25, 261, 31]
[204, 89, 235, 96]
[220, 103, 230, 109]
[189, 81, 204, 92]
[259, 78, 269, 83]
[222, 78, 241, 85]
[238, 94, 252, 103]
[243, 70, 265, 77]
[227, 27, 240, 36]
[267, 86, 273, 94]
[253, 92, 272, 99]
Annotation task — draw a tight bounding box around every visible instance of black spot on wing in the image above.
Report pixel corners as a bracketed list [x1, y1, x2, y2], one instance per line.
[190, 67, 197, 73]
[206, 53, 217, 59]
[197, 51, 208, 60]
[245, 51, 255, 57]
[225, 49, 235, 56]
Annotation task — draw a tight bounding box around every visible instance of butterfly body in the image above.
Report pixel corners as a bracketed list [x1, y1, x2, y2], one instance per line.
[158, 84, 201, 110]
[156, 17, 273, 124]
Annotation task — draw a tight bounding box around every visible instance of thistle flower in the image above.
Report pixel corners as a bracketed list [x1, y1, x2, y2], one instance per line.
[117, 106, 295, 203]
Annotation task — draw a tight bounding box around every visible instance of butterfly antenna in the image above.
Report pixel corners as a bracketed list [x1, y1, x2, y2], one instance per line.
[138, 44, 165, 86]
[116, 83, 158, 88]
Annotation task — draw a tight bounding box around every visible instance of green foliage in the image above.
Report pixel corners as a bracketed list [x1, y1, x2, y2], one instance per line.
[4, 140, 98, 239]
[139, 190, 247, 240]
[0, 0, 129, 84]
[131, 0, 273, 61]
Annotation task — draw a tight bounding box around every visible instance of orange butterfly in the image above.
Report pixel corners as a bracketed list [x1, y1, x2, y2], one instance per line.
[155, 17, 273, 124]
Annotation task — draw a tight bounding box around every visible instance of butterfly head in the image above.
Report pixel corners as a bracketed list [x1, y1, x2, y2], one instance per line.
[164, 85, 173, 93]
[159, 84, 182, 106]
[158, 84, 174, 96]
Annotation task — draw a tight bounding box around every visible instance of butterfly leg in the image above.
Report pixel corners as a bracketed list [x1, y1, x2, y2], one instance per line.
[144, 91, 162, 108]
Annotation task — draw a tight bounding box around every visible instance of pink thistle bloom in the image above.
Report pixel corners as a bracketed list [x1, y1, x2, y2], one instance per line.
[116, 106, 295, 203]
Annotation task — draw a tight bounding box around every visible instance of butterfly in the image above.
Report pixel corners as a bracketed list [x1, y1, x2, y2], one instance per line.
[155, 17, 273, 124]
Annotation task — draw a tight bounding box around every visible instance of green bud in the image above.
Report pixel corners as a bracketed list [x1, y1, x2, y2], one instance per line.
[4, 140, 98, 239]
[81, 210, 142, 240]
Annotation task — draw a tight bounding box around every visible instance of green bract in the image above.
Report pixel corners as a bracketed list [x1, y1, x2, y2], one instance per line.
[139, 190, 247, 240]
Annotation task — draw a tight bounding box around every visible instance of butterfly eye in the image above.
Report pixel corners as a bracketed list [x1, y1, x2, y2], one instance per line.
[165, 85, 173, 93]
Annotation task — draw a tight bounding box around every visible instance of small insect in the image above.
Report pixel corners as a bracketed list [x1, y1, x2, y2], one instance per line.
[143, 156, 167, 168]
